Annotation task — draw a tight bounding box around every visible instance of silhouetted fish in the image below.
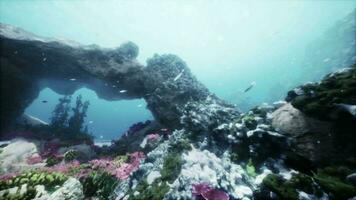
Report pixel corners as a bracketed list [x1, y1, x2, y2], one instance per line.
[42, 100, 48, 103]
[174, 69, 185, 81]
[244, 81, 256, 93]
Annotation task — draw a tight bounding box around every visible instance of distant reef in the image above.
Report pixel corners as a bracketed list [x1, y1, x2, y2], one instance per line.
[300, 8, 356, 81]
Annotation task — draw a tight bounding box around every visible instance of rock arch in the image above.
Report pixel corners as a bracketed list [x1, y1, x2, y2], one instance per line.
[0, 23, 219, 135]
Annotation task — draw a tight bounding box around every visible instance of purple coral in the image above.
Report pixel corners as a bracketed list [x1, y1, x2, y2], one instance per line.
[114, 151, 145, 180]
[26, 155, 43, 164]
[88, 151, 145, 180]
[192, 183, 229, 200]
[147, 133, 160, 141]
[0, 173, 18, 181]
[44, 160, 80, 173]
[41, 140, 61, 157]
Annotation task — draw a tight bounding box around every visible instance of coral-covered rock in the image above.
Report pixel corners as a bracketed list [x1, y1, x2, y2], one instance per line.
[0, 139, 45, 173]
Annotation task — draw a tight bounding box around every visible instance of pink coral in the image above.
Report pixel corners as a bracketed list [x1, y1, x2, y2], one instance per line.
[87, 152, 146, 180]
[147, 133, 160, 141]
[44, 160, 80, 173]
[0, 173, 18, 181]
[26, 155, 43, 165]
[41, 141, 61, 157]
[192, 183, 229, 200]
[114, 151, 145, 180]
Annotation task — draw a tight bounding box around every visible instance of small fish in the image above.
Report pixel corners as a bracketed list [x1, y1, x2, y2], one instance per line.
[89, 121, 94, 124]
[14, 51, 18, 54]
[116, 80, 120, 83]
[69, 78, 76, 81]
[43, 57, 47, 62]
[119, 90, 127, 93]
[137, 104, 143, 108]
[173, 69, 185, 81]
[323, 58, 330, 63]
[42, 100, 48, 103]
[244, 81, 256, 93]
[99, 135, 104, 139]
[335, 103, 356, 117]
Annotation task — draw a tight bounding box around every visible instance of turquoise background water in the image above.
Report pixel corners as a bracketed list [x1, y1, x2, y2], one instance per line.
[1, 0, 355, 139]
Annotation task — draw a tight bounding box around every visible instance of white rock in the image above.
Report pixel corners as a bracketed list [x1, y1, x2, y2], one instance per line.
[0, 138, 43, 173]
[234, 185, 253, 199]
[49, 178, 84, 200]
[140, 137, 148, 148]
[147, 171, 161, 185]
[271, 103, 309, 137]
[34, 185, 48, 198]
[272, 100, 287, 109]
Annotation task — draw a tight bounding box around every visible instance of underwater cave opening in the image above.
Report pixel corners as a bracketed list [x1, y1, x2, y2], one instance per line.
[24, 87, 153, 142]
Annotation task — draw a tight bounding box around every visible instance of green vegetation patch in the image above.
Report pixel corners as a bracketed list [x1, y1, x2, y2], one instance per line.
[80, 171, 119, 199]
[0, 185, 37, 200]
[127, 179, 169, 200]
[290, 64, 356, 120]
[263, 173, 321, 200]
[0, 171, 67, 192]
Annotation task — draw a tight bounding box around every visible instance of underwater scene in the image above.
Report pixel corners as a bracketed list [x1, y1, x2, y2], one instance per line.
[0, 1, 356, 200]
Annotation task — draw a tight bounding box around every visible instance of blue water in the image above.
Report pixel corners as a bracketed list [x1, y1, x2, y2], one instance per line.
[25, 88, 152, 140]
[1, 0, 355, 139]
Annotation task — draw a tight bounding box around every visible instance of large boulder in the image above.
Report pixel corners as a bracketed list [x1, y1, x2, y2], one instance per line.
[35, 178, 84, 200]
[271, 103, 331, 137]
[279, 65, 356, 165]
[0, 138, 45, 173]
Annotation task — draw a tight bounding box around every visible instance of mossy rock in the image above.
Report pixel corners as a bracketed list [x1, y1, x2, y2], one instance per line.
[262, 173, 321, 200]
[168, 138, 192, 154]
[45, 155, 62, 167]
[80, 171, 119, 199]
[263, 174, 299, 200]
[161, 153, 183, 183]
[242, 114, 257, 130]
[290, 64, 356, 120]
[63, 150, 79, 162]
[314, 166, 356, 200]
[127, 179, 169, 200]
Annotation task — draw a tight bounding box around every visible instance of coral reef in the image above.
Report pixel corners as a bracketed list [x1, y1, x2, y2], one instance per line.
[0, 23, 355, 200]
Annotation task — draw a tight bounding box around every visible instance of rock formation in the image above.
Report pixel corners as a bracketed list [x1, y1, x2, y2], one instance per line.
[0, 23, 226, 136]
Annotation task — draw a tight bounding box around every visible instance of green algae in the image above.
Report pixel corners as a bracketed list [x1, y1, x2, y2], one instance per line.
[0, 171, 67, 191]
[246, 159, 257, 177]
[127, 179, 169, 200]
[262, 173, 319, 200]
[81, 171, 119, 199]
[290, 64, 356, 120]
